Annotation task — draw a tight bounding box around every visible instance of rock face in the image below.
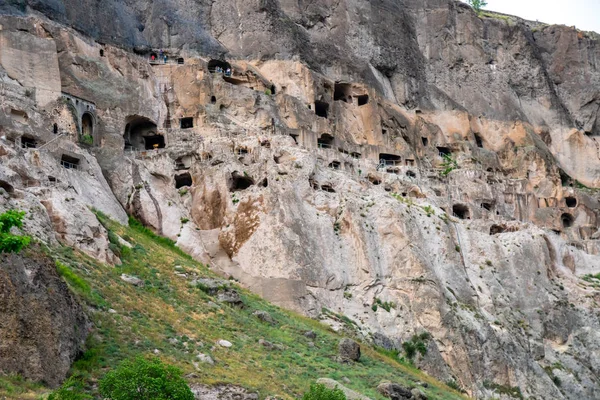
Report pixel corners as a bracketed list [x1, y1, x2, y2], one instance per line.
[0, 249, 89, 387]
[1, 1, 600, 398]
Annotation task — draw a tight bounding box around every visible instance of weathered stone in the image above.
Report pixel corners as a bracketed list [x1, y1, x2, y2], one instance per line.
[217, 340, 233, 348]
[120, 274, 143, 286]
[190, 384, 259, 400]
[304, 330, 317, 340]
[217, 289, 243, 305]
[196, 353, 215, 365]
[338, 338, 361, 362]
[377, 382, 414, 400]
[253, 310, 275, 324]
[0, 250, 89, 387]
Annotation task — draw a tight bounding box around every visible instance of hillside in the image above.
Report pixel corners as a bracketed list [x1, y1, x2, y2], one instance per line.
[1, 213, 466, 400]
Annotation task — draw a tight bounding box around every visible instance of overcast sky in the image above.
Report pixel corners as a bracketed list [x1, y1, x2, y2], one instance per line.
[462, 0, 600, 33]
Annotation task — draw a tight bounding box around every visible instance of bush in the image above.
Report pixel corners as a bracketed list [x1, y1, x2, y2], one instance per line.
[48, 378, 92, 400]
[80, 134, 93, 146]
[99, 356, 194, 400]
[302, 383, 346, 400]
[0, 210, 31, 253]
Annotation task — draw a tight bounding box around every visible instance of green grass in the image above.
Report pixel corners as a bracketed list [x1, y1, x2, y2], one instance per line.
[2, 214, 468, 400]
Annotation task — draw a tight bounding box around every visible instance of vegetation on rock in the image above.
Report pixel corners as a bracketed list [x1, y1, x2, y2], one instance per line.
[0, 210, 31, 253]
[302, 383, 346, 400]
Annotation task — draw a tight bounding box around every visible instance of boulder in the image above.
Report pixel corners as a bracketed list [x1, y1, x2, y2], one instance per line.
[196, 353, 215, 365]
[253, 310, 275, 324]
[217, 288, 243, 305]
[376, 382, 414, 400]
[218, 339, 233, 348]
[304, 330, 317, 340]
[120, 274, 143, 286]
[338, 338, 360, 362]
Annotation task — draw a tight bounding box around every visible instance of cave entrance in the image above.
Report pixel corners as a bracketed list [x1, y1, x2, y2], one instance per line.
[208, 59, 231, 74]
[565, 197, 577, 208]
[334, 83, 352, 103]
[561, 213, 574, 228]
[329, 161, 341, 170]
[53, 123, 58, 134]
[124, 116, 159, 151]
[21, 136, 37, 149]
[175, 173, 192, 189]
[180, 117, 194, 129]
[357, 95, 369, 106]
[437, 147, 451, 157]
[379, 153, 401, 166]
[144, 135, 165, 150]
[315, 101, 329, 118]
[490, 224, 506, 235]
[61, 154, 80, 170]
[453, 204, 470, 220]
[177, 58, 184, 65]
[422, 137, 429, 146]
[474, 134, 484, 148]
[318, 134, 334, 149]
[82, 112, 94, 139]
[229, 172, 254, 192]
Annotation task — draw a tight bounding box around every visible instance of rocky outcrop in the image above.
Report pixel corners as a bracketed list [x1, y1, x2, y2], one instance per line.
[1, 1, 600, 398]
[0, 248, 89, 387]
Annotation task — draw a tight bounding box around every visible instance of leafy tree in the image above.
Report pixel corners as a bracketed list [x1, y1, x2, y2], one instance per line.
[468, 0, 488, 13]
[0, 210, 31, 253]
[99, 356, 194, 400]
[302, 383, 347, 400]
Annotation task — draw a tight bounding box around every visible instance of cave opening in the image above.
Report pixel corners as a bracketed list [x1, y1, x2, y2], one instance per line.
[315, 101, 329, 118]
[208, 59, 231, 73]
[177, 58, 184, 65]
[175, 173, 192, 189]
[437, 147, 451, 156]
[143, 135, 165, 150]
[53, 123, 58, 134]
[321, 184, 336, 193]
[481, 202, 493, 211]
[474, 134, 483, 148]
[329, 161, 341, 170]
[406, 170, 416, 178]
[61, 154, 80, 170]
[565, 197, 577, 208]
[318, 133, 335, 149]
[453, 204, 470, 220]
[357, 95, 369, 106]
[422, 137, 429, 146]
[82, 112, 94, 139]
[561, 213, 574, 228]
[490, 224, 506, 235]
[379, 153, 401, 166]
[21, 136, 37, 149]
[211, 96, 217, 104]
[123, 116, 159, 150]
[180, 117, 194, 129]
[334, 83, 352, 103]
[229, 172, 254, 192]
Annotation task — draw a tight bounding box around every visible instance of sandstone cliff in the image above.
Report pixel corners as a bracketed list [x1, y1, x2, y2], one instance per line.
[1, 1, 600, 398]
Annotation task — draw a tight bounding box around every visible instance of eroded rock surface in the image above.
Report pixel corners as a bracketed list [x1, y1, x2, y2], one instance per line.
[1, 1, 600, 398]
[0, 249, 89, 387]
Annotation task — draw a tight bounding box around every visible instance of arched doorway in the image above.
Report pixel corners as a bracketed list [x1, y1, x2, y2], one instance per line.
[82, 112, 94, 140]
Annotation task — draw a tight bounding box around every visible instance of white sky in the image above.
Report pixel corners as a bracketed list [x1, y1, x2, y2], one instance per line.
[462, 0, 600, 33]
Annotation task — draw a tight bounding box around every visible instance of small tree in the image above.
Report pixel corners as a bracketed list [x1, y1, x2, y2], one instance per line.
[99, 356, 194, 400]
[0, 210, 31, 253]
[302, 383, 347, 400]
[467, 0, 488, 13]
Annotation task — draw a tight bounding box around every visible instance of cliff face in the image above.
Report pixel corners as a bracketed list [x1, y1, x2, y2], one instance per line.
[1, 1, 600, 398]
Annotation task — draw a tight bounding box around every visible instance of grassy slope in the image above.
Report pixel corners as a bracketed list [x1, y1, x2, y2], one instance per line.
[0, 214, 467, 400]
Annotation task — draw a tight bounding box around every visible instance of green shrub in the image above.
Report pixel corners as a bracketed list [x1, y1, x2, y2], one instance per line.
[48, 377, 92, 400]
[440, 154, 458, 177]
[302, 383, 346, 400]
[0, 210, 31, 253]
[80, 135, 94, 146]
[99, 356, 194, 400]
